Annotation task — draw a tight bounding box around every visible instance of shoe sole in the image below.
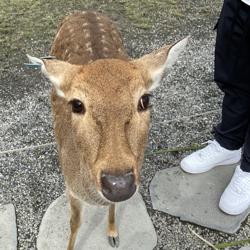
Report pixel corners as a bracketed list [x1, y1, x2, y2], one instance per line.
[180, 155, 241, 174]
[219, 202, 250, 215]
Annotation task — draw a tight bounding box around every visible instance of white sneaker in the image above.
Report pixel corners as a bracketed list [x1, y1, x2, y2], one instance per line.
[180, 140, 241, 174]
[219, 165, 250, 215]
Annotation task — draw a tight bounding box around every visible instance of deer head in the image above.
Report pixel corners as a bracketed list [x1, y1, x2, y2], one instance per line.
[27, 36, 188, 203]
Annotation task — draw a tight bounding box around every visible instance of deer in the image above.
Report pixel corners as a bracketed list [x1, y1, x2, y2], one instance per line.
[26, 10, 188, 250]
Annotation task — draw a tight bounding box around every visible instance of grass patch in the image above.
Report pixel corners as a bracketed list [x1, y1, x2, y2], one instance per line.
[0, 0, 117, 66]
[214, 238, 250, 249]
[0, 0, 222, 76]
[146, 143, 203, 156]
[122, 0, 181, 29]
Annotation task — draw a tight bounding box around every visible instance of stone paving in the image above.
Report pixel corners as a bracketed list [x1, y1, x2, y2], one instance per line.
[150, 165, 250, 234]
[37, 193, 157, 250]
[0, 204, 17, 250]
[0, 0, 250, 250]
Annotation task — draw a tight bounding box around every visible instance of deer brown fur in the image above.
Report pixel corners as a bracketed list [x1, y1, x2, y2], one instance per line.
[27, 10, 188, 249]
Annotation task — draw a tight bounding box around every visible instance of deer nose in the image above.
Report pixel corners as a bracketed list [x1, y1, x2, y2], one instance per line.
[101, 170, 136, 202]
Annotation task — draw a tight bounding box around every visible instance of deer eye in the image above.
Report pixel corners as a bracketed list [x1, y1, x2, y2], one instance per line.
[138, 94, 151, 112]
[69, 99, 85, 114]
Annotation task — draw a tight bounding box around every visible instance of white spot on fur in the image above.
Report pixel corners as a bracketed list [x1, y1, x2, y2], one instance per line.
[103, 47, 109, 52]
[84, 32, 90, 39]
[85, 42, 92, 49]
[111, 30, 118, 35]
[101, 39, 109, 45]
[86, 47, 93, 54]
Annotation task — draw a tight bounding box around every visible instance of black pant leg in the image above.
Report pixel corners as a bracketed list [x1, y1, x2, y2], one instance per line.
[214, 92, 250, 150]
[214, 0, 250, 97]
[241, 124, 250, 172]
[214, 0, 250, 150]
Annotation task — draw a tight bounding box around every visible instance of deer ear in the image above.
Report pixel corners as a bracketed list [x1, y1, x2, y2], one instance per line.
[133, 36, 189, 91]
[26, 55, 79, 97]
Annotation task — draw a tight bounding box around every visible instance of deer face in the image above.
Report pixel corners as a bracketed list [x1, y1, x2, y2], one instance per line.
[27, 37, 188, 203]
[63, 60, 151, 202]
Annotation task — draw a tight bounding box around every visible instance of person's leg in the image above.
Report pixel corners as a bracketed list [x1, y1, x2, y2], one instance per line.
[215, 0, 250, 96]
[214, 92, 250, 151]
[181, 88, 247, 174]
[214, 0, 250, 150]
[216, 16, 250, 214]
[214, 0, 250, 174]
[181, 0, 250, 215]
[240, 124, 250, 172]
[214, 4, 250, 214]
[219, 125, 250, 215]
[181, 0, 250, 174]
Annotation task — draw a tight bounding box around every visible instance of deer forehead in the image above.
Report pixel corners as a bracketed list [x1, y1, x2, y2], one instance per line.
[66, 59, 147, 105]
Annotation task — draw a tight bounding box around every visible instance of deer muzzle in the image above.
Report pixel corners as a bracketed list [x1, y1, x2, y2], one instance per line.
[101, 170, 136, 202]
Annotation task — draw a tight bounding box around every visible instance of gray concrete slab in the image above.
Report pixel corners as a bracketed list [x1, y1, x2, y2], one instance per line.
[150, 165, 250, 234]
[37, 193, 157, 250]
[0, 204, 17, 250]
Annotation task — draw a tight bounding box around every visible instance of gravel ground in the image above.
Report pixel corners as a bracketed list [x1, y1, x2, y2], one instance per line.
[0, 0, 249, 249]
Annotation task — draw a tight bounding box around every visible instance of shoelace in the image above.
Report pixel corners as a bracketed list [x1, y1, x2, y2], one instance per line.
[198, 140, 222, 159]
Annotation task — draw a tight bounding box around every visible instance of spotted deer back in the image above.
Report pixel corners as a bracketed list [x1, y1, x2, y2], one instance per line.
[50, 11, 129, 65]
